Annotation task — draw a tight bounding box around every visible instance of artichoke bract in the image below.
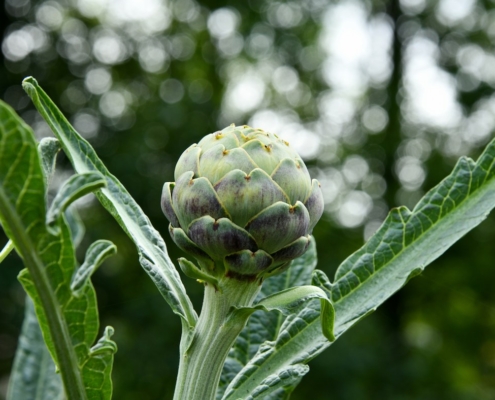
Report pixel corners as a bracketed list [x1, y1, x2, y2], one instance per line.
[161, 124, 324, 281]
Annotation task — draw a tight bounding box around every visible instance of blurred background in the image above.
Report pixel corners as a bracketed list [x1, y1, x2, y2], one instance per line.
[1, 0, 495, 398]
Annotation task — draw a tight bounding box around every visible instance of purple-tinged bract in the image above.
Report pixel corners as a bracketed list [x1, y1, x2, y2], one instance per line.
[162, 124, 324, 281]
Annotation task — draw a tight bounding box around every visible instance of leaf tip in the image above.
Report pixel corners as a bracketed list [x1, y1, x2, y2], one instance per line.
[104, 325, 115, 338]
[22, 76, 37, 85]
[90, 325, 118, 356]
[46, 220, 61, 236]
[107, 243, 118, 256]
[321, 298, 336, 342]
[22, 77, 38, 97]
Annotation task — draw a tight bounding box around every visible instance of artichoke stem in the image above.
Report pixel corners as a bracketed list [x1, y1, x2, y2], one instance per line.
[173, 278, 261, 400]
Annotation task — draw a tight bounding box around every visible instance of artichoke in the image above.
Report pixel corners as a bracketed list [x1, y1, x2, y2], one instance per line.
[161, 124, 324, 281]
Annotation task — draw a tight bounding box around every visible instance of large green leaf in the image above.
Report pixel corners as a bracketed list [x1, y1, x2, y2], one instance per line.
[222, 136, 495, 399]
[17, 210, 117, 400]
[22, 76, 197, 330]
[0, 100, 45, 245]
[6, 135, 82, 400]
[0, 99, 116, 400]
[7, 298, 63, 400]
[218, 239, 318, 400]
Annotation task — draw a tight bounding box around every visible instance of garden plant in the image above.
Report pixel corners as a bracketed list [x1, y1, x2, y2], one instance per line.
[1, 75, 495, 400]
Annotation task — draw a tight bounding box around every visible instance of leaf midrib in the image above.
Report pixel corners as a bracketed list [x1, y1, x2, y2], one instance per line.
[226, 155, 495, 398]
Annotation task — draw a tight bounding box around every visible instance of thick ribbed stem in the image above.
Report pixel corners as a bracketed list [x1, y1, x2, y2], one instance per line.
[173, 279, 261, 400]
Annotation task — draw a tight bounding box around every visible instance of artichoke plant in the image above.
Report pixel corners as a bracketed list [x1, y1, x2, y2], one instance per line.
[161, 124, 324, 282]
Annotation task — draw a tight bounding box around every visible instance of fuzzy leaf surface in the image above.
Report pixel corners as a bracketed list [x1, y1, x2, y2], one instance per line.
[223, 137, 495, 399]
[23, 77, 197, 329]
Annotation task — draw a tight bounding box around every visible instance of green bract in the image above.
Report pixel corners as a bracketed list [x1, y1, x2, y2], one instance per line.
[161, 124, 324, 281]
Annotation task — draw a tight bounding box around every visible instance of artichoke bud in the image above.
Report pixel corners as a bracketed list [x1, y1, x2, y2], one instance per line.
[162, 124, 324, 281]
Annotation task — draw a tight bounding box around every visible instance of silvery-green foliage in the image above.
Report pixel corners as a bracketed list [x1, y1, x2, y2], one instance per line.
[221, 135, 495, 399]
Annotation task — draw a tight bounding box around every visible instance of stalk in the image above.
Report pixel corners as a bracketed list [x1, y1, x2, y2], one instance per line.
[174, 278, 261, 400]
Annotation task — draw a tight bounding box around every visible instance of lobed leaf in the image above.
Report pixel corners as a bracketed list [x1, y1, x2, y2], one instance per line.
[16, 186, 117, 400]
[0, 99, 116, 400]
[223, 137, 495, 399]
[23, 76, 197, 329]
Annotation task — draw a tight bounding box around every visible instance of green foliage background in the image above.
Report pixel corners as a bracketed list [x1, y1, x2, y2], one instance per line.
[1, 0, 495, 399]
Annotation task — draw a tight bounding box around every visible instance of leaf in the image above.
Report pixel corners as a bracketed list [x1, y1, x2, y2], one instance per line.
[46, 172, 106, 234]
[245, 365, 309, 400]
[248, 285, 334, 342]
[0, 99, 116, 400]
[38, 137, 61, 188]
[7, 297, 64, 400]
[82, 326, 117, 400]
[221, 283, 325, 400]
[218, 238, 318, 399]
[178, 257, 219, 288]
[71, 240, 117, 296]
[0, 99, 46, 245]
[65, 204, 85, 248]
[225, 283, 335, 365]
[37, 138, 88, 247]
[38, 137, 90, 248]
[17, 210, 117, 400]
[222, 136, 495, 399]
[23, 76, 197, 329]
